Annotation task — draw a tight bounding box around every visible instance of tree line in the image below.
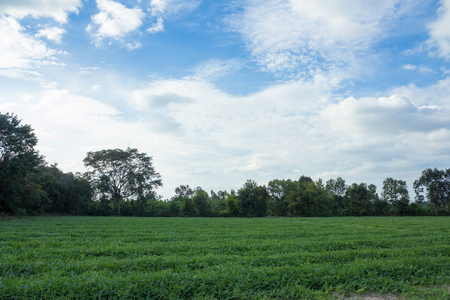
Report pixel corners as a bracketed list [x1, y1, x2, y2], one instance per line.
[1, 112, 449, 217]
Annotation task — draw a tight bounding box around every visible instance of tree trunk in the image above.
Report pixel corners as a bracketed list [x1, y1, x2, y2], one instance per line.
[116, 196, 121, 215]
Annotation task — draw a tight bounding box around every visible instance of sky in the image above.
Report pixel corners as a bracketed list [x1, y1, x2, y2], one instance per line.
[1, 0, 450, 199]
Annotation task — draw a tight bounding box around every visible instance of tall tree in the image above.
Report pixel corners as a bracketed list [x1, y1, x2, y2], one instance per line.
[210, 190, 228, 216]
[83, 148, 162, 215]
[381, 177, 409, 215]
[238, 180, 268, 217]
[326, 177, 347, 198]
[225, 190, 240, 216]
[286, 179, 334, 217]
[193, 188, 211, 217]
[0, 113, 44, 214]
[173, 185, 194, 200]
[344, 183, 377, 216]
[267, 179, 295, 216]
[413, 168, 450, 215]
[326, 177, 347, 215]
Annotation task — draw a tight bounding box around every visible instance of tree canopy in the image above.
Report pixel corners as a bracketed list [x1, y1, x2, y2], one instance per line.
[382, 177, 410, 215]
[83, 148, 162, 215]
[0, 113, 44, 214]
[414, 168, 450, 215]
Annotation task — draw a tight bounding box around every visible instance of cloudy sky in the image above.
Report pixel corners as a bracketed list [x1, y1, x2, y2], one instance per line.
[1, 0, 450, 199]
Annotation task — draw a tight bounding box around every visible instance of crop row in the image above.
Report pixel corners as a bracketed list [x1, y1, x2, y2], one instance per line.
[0, 216, 449, 299]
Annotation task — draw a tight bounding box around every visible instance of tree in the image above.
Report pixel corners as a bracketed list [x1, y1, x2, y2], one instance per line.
[210, 190, 228, 216]
[238, 180, 268, 217]
[326, 177, 347, 198]
[344, 183, 377, 216]
[83, 148, 162, 215]
[225, 190, 240, 216]
[173, 185, 194, 200]
[0, 113, 44, 214]
[29, 164, 93, 215]
[286, 179, 334, 217]
[267, 179, 295, 216]
[413, 168, 450, 215]
[193, 188, 211, 217]
[326, 177, 347, 215]
[170, 185, 194, 216]
[381, 177, 409, 215]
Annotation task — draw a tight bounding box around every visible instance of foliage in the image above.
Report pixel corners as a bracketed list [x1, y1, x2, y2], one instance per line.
[414, 168, 450, 215]
[381, 177, 410, 215]
[344, 183, 378, 216]
[326, 177, 347, 215]
[286, 179, 334, 217]
[238, 180, 269, 217]
[267, 179, 295, 216]
[83, 148, 162, 215]
[225, 191, 240, 217]
[192, 188, 211, 217]
[0, 217, 448, 299]
[28, 164, 93, 215]
[0, 113, 44, 215]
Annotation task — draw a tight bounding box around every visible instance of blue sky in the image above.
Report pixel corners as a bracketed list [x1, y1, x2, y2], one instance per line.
[1, 0, 450, 199]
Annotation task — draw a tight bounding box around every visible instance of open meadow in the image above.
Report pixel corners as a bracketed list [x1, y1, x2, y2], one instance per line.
[0, 216, 449, 299]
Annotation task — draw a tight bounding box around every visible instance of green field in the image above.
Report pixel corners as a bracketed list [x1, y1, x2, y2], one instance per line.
[0, 217, 449, 299]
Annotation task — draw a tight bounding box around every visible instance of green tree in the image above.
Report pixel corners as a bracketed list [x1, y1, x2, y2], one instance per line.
[267, 179, 295, 216]
[326, 177, 347, 215]
[238, 180, 268, 217]
[182, 198, 196, 216]
[210, 190, 228, 216]
[173, 185, 194, 200]
[171, 185, 198, 216]
[193, 188, 211, 217]
[286, 179, 333, 217]
[83, 148, 162, 215]
[225, 190, 240, 216]
[0, 113, 45, 214]
[344, 183, 377, 216]
[29, 164, 93, 215]
[381, 177, 409, 215]
[413, 168, 450, 215]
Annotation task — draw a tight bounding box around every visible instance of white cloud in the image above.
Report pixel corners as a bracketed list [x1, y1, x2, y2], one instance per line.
[79, 67, 100, 75]
[0, 0, 81, 23]
[125, 70, 450, 196]
[124, 41, 142, 50]
[150, 0, 200, 16]
[229, 0, 408, 77]
[0, 16, 62, 79]
[193, 59, 242, 80]
[0, 88, 199, 197]
[0, 89, 127, 170]
[402, 64, 435, 73]
[35, 27, 66, 44]
[403, 64, 417, 70]
[146, 16, 164, 34]
[428, 0, 450, 60]
[2, 70, 449, 198]
[419, 66, 435, 73]
[147, 0, 200, 33]
[87, 0, 145, 47]
[320, 95, 449, 137]
[127, 76, 338, 193]
[90, 84, 101, 92]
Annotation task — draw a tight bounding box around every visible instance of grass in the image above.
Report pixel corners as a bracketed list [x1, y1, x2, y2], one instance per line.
[0, 216, 449, 299]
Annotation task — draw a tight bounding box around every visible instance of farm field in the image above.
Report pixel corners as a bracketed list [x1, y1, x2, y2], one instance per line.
[0, 217, 449, 299]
